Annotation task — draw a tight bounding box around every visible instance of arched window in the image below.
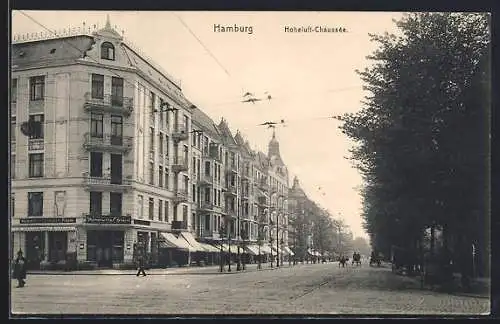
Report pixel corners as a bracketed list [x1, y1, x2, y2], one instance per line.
[101, 42, 115, 60]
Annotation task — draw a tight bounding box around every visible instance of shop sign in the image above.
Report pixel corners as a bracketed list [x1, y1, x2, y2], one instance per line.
[20, 217, 77, 224]
[85, 215, 132, 224]
[133, 219, 151, 226]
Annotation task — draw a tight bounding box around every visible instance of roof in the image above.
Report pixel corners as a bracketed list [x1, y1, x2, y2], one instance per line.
[12, 35, 95, 70]
[192, 107, 221, 140]
[217, 118, 237, 146]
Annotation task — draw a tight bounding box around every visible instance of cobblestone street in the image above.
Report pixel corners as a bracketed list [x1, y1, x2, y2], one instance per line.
[11, 262, 490, 315]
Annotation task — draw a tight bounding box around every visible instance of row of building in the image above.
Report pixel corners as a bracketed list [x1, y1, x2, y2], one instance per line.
[10, 17, 323, 270]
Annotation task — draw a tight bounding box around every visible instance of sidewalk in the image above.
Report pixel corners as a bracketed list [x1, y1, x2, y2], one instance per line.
[26, 262, 304, 276]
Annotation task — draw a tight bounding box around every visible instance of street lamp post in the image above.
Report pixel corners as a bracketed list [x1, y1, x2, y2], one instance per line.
[269, 236, 274, 268]
[219, 223, 225, 273]
[237, 215, 242, 271]
[276, 213, 280, 268]
[228, 219, 232, 272]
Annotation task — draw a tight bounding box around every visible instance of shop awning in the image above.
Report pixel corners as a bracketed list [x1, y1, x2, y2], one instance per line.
[260, 244, 273, 254]
[244, 245, 260, 256]
[199, 242, 220, 253]
[160, 233, 196, 252]
[284, 246, 295, 256]
[180, 232, 205, 252]
[11, 227, 76, 232]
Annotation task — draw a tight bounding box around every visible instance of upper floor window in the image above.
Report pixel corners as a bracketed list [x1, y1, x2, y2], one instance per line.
[11, 78, 17, 103]
[101, 42, 115, 60]
[30, 76, 45, 101]
[91, 113, 104, 137]
[28, 114, 44, 139]
[29, 153, 44, 178]
[91, 74, 104, 99]
[111, 77, 124, 106]
[28, 192, 44, 216]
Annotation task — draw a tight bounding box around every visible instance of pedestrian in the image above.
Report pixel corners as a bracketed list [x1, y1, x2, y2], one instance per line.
[136, 253, 147, 277]
[13, 250, 27, 288]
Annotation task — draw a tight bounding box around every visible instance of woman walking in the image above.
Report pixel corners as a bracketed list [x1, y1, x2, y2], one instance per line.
[13, 250, 27, 288]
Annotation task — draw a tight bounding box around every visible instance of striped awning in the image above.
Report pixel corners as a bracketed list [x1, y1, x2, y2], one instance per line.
[11, 227, 76, 232]
[260, 244, 273, 254]
[244, 245, 260, 256]
[284, 246, 295, 256]
[199, 242, 220, 253]
[160, 233, 196, 252]
[180, 232, 205, 252]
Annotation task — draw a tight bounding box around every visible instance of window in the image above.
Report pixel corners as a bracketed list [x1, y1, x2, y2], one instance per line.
[28, 192, 43, 216]
[30, 76, 45, 101]
[159, 99, 164, 127]
[214, 188, 217, 205]
[159, 134, 164, 155]
[182, 205, 188, 223]
[183, 175, 189, 192]
[149, 162, 154, 185]
[111, 77, 123, 106]
[89, 192, 102, 216]
[91, 113, 103, 137]
[164, 201, 169, 222]
[11, 194, 15, 218]
[204, 187, 210, 203]
[217, 190, 221, 206]
[163, 167, 169, 189]
[110, 192, 122, 215]
[184, 145, 189, 162]
[110, 115, 123, 145]
[205, 215, 211, 232]
[192, 184, 196, 202]
[91, 74, 104, 99]
[159, 167, 163, 187]
[11, 78, 17, 103]
[158, 200, 163, 222]
[205, 161, 211, 176]
[138, 195, 144, 219]
[11, 155, 15, 179]
[28, 114, 44, 139]
[149, 198, 154, 220]
[110, 154, 122, 184]
[29, 153, 44, 178]
[101, 42, 115, 60]
[165, 135, 170, 157]
[149, 128, 155, 155]
[11, 116, 16, 143]
[90, 152, 103, 177]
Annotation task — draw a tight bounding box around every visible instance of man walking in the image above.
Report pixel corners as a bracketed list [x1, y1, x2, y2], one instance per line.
[135, 244, 147, 277]
[13, 250, 27, 288]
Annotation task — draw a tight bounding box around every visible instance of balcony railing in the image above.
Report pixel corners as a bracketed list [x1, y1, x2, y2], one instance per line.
[171, 220, 188, 231]
[198, 174, 212, 186]
[172, 157, 188, 173]
[173, 189, 189, 204]
[224, 185, 237, 196]
[83, 133, 133, 153]
[172, 125, 189, 142]
[82, 176, 132, 192]
[198, 201, 213, 211]
[28, 138, 44, 151]
[84, 92, 133, 116]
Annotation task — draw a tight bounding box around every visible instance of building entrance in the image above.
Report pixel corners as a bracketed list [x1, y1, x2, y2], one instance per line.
[87, 230, 124, 268]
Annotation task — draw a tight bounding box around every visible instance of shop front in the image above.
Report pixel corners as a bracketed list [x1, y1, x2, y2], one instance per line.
[12, 217, 78, 270]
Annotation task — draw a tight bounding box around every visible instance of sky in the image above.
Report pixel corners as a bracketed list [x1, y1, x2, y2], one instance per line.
[11, 11, 404, 240]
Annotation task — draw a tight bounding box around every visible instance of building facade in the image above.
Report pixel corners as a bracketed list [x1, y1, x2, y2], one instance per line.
[10, 17, 297, 270]
[10, 19, 194, 269]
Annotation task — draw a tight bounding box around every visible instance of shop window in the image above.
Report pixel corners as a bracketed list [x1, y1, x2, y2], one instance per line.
[48, 232, 67, 263]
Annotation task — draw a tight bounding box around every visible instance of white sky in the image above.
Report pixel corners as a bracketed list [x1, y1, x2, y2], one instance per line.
[12, 11, 404, 240]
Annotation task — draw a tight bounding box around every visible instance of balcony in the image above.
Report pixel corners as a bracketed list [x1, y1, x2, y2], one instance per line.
[84, 92, 133, 117]
[198, 201, 214, 212]
[259, 181, 269, 192]
[172, 125, 189, 142]
[198, 174, 212, 186]
[224, 185, 237, 196]
[83, 133, 133, 153]
[225, 163, 238, 174]
[82, 176, 132, 192]
[171, 220, 188, 231]
[202, 146, 222, 162]
[173, 189, 189, 204]
[28, 138, 44, 151]
[172, 157, 188, 173]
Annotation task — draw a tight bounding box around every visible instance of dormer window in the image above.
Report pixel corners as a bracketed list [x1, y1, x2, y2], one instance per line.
[101, 42, 115, 60]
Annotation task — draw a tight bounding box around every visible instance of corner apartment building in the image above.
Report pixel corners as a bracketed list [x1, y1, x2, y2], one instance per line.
[10, 19, 194, 269]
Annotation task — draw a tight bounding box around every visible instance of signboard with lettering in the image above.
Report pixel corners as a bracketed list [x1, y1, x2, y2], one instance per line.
[133, 219, 151, 226]
[85, 215, 132, 225]
[20, 217, 77, 224]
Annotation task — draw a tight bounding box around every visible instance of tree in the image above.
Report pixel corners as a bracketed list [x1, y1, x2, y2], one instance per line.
[340, 13, 490, 279]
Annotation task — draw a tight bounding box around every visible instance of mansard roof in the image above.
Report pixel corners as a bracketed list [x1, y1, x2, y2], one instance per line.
[217, 118, 237, 146]
[192, 107, 222, 141]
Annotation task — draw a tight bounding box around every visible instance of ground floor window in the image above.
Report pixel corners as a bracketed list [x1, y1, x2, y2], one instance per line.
[48, 232, 67, 263]
[87, 230, 124, 266]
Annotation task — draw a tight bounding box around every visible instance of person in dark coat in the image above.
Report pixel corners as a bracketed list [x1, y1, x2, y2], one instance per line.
[14, 250, 27, 288]
[136, 251, 147, 277]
